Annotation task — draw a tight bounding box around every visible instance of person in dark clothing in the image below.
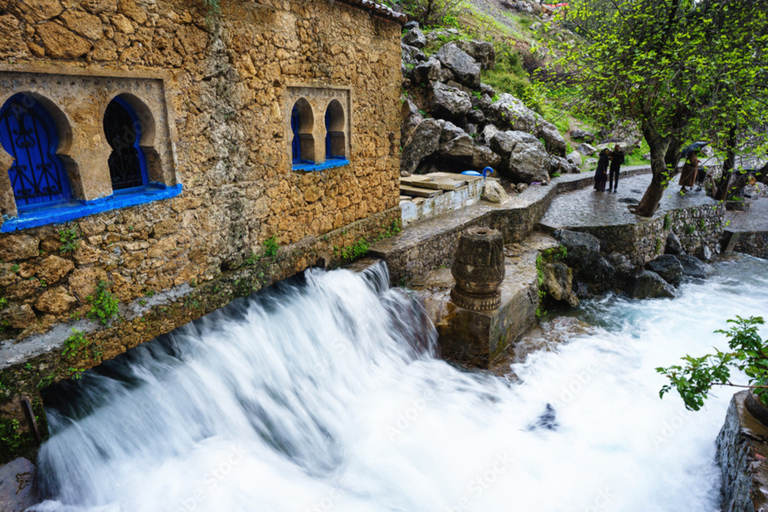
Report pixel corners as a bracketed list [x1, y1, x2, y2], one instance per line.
[594, 148, 610, 192]
[608, 144, 624, 192]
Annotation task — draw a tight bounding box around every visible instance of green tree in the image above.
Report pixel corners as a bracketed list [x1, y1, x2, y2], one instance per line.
[556, 0, 768, 216]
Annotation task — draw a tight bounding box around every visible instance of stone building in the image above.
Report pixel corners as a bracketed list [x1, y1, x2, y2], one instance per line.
[0, 0, 405, 459]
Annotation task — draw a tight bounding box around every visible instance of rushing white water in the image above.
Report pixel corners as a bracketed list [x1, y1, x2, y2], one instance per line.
[31, 256, 768, 512]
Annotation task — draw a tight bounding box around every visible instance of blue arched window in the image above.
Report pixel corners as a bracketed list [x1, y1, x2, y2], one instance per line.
[325, 100, 345, 160]
[291, 104, 301, 164]
[0, 93, 71, 210]
[104, 96, 149, 191]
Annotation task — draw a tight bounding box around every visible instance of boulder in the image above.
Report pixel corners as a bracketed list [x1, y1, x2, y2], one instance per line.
[412, 56, 440, 84]
[0, 457, 37, 511]
[633, 270, 676, 299]
[435, 42, 481, 89]
[665, 231, 683, 255]
[570, 129, 594, 142]
[438, 67, 456, 83]
[541, 262, 574, 302]
[402, 27, 426, 48]
[456, 40, 496, 70]
[553, 229, 601, 271]
[430, 82, 472, 121]
[401, 43, 425, 66]
[401, 98, 424, 143]
[645, 254, 683, 287]
[480, 83, 496, 97]
[575, 143, 597, 156]
[567, 150, 582, 167]
[466, 108, 485, 125]
[437, 122, 474, 164]
[486, 93, 565, 155]
[550, 155, 579, 175]
[400, 119, 442, 176]
[472, 145, 502, 170]
[481, 124, 500, 144]
[696, 244, 714, 262]
[507, 138, 551, 183]
[678, 254, 707, 278]
[403, 21, 420, 30]
[425, 28, 461, 44]
[490, 130, 538, 158]
[605, 252, 635, 277]
[482, 180, 508, 203]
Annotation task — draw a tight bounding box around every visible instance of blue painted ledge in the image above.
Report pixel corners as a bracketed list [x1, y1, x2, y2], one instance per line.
[1, 183, 183, 233]
[292, 159, 350, 172]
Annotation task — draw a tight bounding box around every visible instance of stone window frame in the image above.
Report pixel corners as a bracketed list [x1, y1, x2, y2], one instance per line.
[0, 67, 181, 233]
[287, 86, 351, 172]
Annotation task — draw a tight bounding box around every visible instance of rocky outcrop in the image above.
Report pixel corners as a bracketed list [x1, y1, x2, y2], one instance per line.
[399, 27, 571, 181]
[678, 254, 707, 278]
[645, 254, 683, 287]
[400, 119, 442, 176]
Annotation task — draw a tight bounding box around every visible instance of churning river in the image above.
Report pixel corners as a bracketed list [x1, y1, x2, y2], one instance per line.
[30, 255, 768, 512]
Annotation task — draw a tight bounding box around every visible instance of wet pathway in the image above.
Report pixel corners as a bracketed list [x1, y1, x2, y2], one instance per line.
[540, 174, 719, 229]
[726, 197, 768, 232]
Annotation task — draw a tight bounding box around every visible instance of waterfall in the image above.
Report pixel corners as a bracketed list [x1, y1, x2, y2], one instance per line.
[32, 257, 768, 512]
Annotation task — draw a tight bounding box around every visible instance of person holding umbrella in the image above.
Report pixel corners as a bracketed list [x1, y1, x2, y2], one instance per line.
[678, 141, 708, 193]
[608, 144, 624, 192]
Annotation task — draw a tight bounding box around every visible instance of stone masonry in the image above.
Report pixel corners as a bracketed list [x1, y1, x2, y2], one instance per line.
[0, 0, 404, 461]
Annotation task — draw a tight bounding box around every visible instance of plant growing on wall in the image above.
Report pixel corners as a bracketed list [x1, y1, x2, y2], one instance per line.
[86, 280, 119, 326]
[657, 316, 768, 411]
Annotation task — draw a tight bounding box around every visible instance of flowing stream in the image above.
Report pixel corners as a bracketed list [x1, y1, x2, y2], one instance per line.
[31, 256, 768, 512]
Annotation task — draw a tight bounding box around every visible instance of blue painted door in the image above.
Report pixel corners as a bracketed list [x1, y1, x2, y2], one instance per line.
[0, 94, 70, 210]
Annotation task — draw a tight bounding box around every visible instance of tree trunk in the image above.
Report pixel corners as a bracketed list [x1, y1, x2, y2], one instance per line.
[714, 126, 738, 201]
[635, 123, 676, 217]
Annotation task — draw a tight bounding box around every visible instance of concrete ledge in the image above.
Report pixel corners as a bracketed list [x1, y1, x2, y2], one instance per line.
[371, 166, 652, 285]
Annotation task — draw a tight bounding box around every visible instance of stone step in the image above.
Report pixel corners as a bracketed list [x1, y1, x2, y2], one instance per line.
[399, 184, 443, 198]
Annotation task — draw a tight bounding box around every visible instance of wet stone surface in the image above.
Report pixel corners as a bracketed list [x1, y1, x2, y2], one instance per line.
[726, 197, 768, 232]
[540, 175, 719, 228]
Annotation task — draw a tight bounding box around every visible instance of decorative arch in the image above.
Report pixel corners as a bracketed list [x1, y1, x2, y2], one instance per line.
[0, 93, 73, 210]
[325, 99, 346, 159]
[103, 95, 150, 191]
[291, 98, 315, 164]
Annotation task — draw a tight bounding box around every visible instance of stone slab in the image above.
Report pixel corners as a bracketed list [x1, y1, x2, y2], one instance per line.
[0, 457, 36, 512]
[399, 184, 443, 198]
[401, 175, 466, 191]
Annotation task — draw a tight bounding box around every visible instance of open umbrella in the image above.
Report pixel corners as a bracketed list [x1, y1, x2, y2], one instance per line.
[681, 141, 709, 158]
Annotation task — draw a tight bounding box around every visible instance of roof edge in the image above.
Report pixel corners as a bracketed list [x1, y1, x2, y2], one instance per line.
[333, 0, 408, 24]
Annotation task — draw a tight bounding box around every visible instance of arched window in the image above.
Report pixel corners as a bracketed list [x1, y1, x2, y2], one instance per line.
[291, 98, 314, 165]
[325, 100, 346, 160]
[0, 93, 71, 210]
[104, 96, 148, 191]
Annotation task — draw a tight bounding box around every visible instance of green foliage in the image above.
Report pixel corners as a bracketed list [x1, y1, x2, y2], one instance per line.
[663, 214, 671, 231]
[658, 316, 768, 411]
[86, 280, 119, 326]
[685, 224, 695, 235]
[0, 297, 6, 309]
[655, 237, 663, 255]
[59, 228, 80, 254]
[0, 419, 22, 453]
[263, 236, 279, 259]
[10, 264, 19, 273]
[62, 328, 87, 359]
[335, 237, 370, 262]
[555, 0, 768, 215]
[398, 0, 464, 27]
[699, 218, 706, 231]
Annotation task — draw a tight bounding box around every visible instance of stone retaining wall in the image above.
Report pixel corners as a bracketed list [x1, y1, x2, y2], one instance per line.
[572, 204, 725, 266]
[730, 232, 768, 260]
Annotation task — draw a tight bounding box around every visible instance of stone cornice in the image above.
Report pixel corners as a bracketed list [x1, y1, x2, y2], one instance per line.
[332, 0, 408, 24]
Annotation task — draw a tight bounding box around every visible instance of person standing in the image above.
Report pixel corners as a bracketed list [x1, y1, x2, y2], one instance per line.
[679, 151, 698, 193]
[608, 144, 624, 192]
[593, 148, 610, 192]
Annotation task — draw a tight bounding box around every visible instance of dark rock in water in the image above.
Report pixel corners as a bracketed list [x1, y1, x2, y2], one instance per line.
[696, 244, 714, 261]
[633, 270, 676, 299]
[552, 229, 601, 271]
[678, 254, 707, 278]
[665, 231, 683, 255]
[0, 457, 36, 512]
[528, 403, 558, 431]
[645, 254, 683, 287]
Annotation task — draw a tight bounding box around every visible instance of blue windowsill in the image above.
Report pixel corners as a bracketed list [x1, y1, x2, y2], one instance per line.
[292, 158, 350, 172]
[1, 183, 183, 233]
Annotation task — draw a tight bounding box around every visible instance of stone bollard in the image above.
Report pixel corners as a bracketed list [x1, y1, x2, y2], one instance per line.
[450, 226, 505, 311]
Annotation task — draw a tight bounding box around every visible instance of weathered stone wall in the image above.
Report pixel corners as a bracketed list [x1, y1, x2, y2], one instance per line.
[731, 232, 768, 260]
[0, 0, 403, 460]
[573, 204, 725, 266]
